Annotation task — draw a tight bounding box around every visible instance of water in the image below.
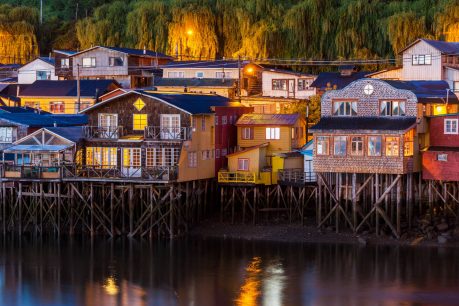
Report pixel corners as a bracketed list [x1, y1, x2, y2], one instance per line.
[0, 237, 458, 306]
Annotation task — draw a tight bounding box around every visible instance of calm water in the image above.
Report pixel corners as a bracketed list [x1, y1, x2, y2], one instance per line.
[0, 237, 458, 306]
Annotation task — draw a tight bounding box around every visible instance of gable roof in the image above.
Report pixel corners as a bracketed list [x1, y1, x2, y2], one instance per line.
[71, 46, 172, 59]
[19, 80, 120, 98]
[225, 143, 269, 157]
[162, 60, 251, 69]
[0, 113, 87, 127]
[236, 113, 301, 126]
[81, 90, 237, 115]
[19, 57, 55, 71]
[365, 67, 402, 78]
[310, 117, 416, 132]
[262, 68, 316, 78]
[0, 106, 49, 114]
[384, 80, 458, 104]
[310, 71, 369, 90]
[154, 78, 237, 88]
[399, 38, 459, 55]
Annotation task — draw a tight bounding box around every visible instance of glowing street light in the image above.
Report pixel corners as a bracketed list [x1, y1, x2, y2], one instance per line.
[187, 29, 194, 36]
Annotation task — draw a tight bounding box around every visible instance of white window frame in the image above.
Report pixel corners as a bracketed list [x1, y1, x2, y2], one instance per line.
[188, 152, 197, 168]
[60, 58, 69, 68]
[238, 158, 249, 171]
[445, 119, 458, 134]
[333, 101, 357, 116]
[412, 54, 432, 65]
[82, 57, 96, 68]
[266, 127, 280, 140]
[0, 127, 13, 143]
[242, 127, 253, 140]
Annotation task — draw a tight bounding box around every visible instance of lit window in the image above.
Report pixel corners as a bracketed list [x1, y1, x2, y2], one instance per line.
[82, 57, 96, 67]
[272, 79, 287, 90]
[109, 57, 123, 66]
[316, 136, 329, 155]
[133, 114, 148, 130]
[385, 137, 400, 156]
[412, 54, 431, 65]
[333, 136, 347, 156]
[351, 136, 364, 156]
[380, 101, 406, 116]
[242, 127, 253, 140]
[445, 119, 458, 134]
[333, 101, 357, 116]
[404, 129, 414, 157]
[133, 98, 145, 111]
[368, 136, 382, 156]
[86, 147, 117, 168]
[50, 101, 65, 113]
[238, 158, 249, 171]
[266, 127, 280, 140]
[188, 152, 197, 167]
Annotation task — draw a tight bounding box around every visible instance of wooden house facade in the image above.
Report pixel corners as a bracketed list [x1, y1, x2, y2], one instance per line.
[261, 69, 316, 99]
[18, 57, 57, 84]
[422, 114, 459, 181]
[80, 90, 242, 182]
[53, 50, 76, 80]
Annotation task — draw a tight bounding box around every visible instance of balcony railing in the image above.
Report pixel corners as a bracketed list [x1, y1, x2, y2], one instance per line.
[218, 171, 257, 184]
[1, 164, 63, 179]
[144, 126, 192, 141]
[84, 126, 123, 139]
[278, 168, 316, 184]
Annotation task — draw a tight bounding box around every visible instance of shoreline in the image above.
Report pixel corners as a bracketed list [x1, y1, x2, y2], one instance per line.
[190, 219, 459, 248]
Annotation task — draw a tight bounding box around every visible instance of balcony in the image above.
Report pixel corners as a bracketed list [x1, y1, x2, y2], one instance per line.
[1, 164, 62, 179]
[278, 168, 316, 184]
[144, 126, 192, 141]
[84, 126, 124, 139]
[218, 171, 257, 184]
[64, 165, 178, 181]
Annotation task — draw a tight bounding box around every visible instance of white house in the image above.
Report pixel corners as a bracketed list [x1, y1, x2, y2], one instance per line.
[18, 57, 57, 84]
[262, 69, 316, 99]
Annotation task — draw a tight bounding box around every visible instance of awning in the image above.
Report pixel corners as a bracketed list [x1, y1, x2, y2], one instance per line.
[4, 144, 72, 153]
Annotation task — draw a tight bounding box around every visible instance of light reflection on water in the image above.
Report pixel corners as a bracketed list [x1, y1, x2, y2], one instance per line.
[0, 238, 458, 306]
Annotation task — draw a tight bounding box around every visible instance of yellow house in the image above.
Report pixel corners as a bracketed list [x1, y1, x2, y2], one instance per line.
[219, 113, 306, 185]
[18, 80, 120, 114]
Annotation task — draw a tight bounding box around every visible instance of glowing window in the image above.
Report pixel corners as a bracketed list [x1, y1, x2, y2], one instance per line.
[133, 114, 148, 131]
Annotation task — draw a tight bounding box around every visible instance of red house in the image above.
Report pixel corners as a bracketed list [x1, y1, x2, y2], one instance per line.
[422, 114, 459, 181]
[213, 105, 253, 176]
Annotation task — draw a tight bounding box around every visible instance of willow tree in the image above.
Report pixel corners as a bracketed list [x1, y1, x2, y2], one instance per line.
[435, 0, 459, 41]
[125, 1, 170, 52]
[167, 5, 219, 59]
[387, 11, 428, 54]
[0, 5, 39, 64]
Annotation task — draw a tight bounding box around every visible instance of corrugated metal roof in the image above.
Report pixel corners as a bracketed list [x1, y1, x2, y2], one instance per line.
[19, 80, 119, 97]
[236, 113, 300, 126]
[310, 117, 416, 132]
[53, 50, 77, 56]
[0, 113, 87, 127]
[385, 80, 458, 104]
[4, 144, 71, 152]
[154, 78, 237, 87]
[38, 57, 55, 66]
[310, 71, 369, 90]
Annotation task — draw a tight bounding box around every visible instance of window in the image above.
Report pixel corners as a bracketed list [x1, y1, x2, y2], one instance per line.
[86, 147, 117, 168]
[222, 116, 227, 125]
[133, 114, 148, 131]
[316, 136, 329, 155]
[0, 127, 13, 143]
[380, 100, 406, 116]
[109, 57, 123, 66]
[146, 148, 178, 167]
[60, 58, 69, 68]
[242, 127, 253, 139]
[404, 129, 414, 157]
[412, 54, 432, 65]
[437, 154, 448, 161]
[201, 117, 206, 131]
[215, 149, 220, 158]
[298, 79, 311, 91]
[333, 101, 357, 116]
[221, 148, 227, 156]
[82, 57, 96, 67]
[50, 102, 65, 113]
[168, 71, 185, 78]
[351, 136, 364, 156]
[445, 119, 458, 134]
[192, 117, 197, 130]
[202, 150, 211, 160]
[238, 158, 249, 171]
[266, 127, 280, 140]
[196, 72, 204, 78]
[385, 137, 399, 156]
[215, 116, 219, 125]
[36, 71, 50, 80]
[454, 81, 459, 92]
[333, 136, 347, 156]
[188, 152, 197, 167]
[216, 72, 232, 78]
[272, 79, 287, 90]
[367, 136, 382, 156]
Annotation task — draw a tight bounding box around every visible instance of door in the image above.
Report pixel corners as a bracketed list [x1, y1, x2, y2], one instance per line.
[122, 148, 141, 177]
[160, 114, 181, 139]
[99, 114, 118, 138]
[288, 79, 295, 98]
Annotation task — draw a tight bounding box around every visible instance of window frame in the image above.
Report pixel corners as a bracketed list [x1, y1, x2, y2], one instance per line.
[412, 54, 432, 66]
[50, 101, 65, 113]
[167, 71, 184, 78]
[272, 79, 288, 91]
[332, 100, 358, 116]
[133, 114, 148, 131]
[196, 71, 204, 78]
[444, 119, 458, 134]
[82, 57, 96, 68]
[316, 136, 330, 156]
[60, 58, 69, 68]
[385, 136, 400, 157]
[333, 136, 347, 156]
[367, 135, 382, 157]
[109, 56, 124, 67]
[379, 100, 406, 116]
[350, 136, 364, 156]
[265, 127, 280, 140]
[187, 152, 197, 168]
[237, 158, 249, 171]
[242, 127, 253, 140]
[297, 78, 312, 91]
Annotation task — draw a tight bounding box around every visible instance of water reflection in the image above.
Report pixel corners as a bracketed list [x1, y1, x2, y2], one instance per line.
[0, 238, 458, 306]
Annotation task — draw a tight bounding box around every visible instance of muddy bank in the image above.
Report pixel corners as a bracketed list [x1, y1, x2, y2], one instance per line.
[190, 219, 459, 248]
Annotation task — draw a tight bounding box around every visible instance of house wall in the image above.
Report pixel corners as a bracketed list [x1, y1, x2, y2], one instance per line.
[402, 40, 442, 80]
[162, 68, 240, 79]
[18, 60, 57, 84]
[20, 97, 95, 114]
[444, 67, 459, 90]
[422, 150, 459, 181]
[0, 120, 27, 152]
[429, 115, 459, 147]
[261, 71, 316, 99]
[54, 53, 73, 79]
[367, 68, 402, 80]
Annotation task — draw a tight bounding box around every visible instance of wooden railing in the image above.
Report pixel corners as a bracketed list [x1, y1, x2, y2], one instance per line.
[1, 164, 62, 179]
[218, 171, 257, 184]
[84, 126, 124, 139]
[278, 168, 316, 184]
[144, 126, 192, 141]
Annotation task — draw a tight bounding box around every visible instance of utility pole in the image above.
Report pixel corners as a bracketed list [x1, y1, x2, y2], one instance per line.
[238, 55, 242, 101]
[77, 64, 81, 113]
[305, 104, 309, 143]
[40, 0, 43, 24]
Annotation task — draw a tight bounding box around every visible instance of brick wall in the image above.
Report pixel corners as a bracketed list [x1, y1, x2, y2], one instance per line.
[422, 150, 459, 181]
